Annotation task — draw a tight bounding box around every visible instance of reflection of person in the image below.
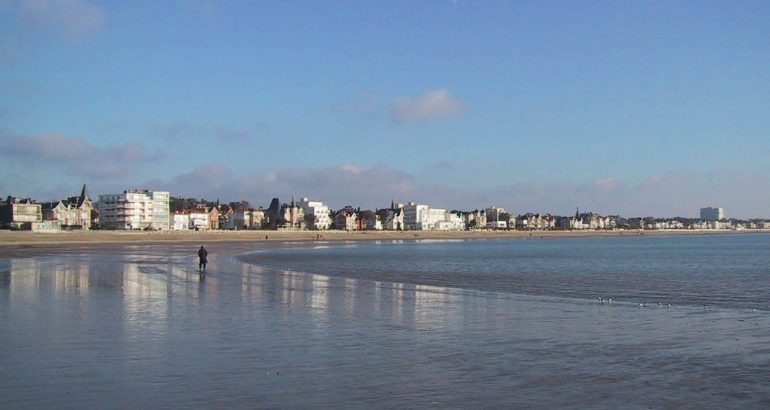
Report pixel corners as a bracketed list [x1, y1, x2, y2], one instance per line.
[198, 246, 208, 272]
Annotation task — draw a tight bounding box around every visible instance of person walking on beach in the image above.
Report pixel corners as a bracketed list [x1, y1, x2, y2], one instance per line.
[198, 245, 208, 272]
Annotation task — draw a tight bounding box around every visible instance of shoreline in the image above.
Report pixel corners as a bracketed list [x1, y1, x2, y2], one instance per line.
[1, 227, 768, 245]
[1, 228, 768, 259]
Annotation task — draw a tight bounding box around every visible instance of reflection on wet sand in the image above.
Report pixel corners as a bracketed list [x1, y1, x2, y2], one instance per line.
[2, 246, 770, 408]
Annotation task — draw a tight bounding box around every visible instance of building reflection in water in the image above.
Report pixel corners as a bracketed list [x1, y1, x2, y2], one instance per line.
[5, 258, 91, 297]
[230, 262, 468, 332]
[2, 252, 479, 340]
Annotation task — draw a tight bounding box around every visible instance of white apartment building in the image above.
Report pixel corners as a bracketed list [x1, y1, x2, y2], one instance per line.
[98, 190, 170, 230]
[403, 202, 464, 230]
[700, 207, 725, 221]
[151, 191, 170, 230]
[446, 212, 465, 231]
[171, 210, 209, 230]
[403, 202, 429, 230]
[172, 212, 190, 230]
[300, 198, 331, 230]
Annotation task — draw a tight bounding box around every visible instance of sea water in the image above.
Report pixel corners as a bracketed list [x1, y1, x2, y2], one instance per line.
[241, 234, 770, 310]
[1, 235, 769, 408]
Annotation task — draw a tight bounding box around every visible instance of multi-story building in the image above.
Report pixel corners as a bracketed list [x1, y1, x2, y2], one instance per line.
[278, 198, 304, 229]
[223, 207, 266, 230]
[334, 210, 357, 231]
[485, 207, 506, 222]
[700, 207, 725, 221]
[41, 184, 93, 230]
[300, 198, 331, 230]
[98, 190, 170, 230]
[151, 191, 170, 230]
[1, 197, 42, 229]
[403, 202, 459, 230]
[464, 209, 487, 230]
[377, 207, 404, 230]
[403, 202, 429, 230]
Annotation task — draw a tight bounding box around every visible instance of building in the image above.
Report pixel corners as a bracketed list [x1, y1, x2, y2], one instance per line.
[98, 190, 170, 230]
[377, 201, 405, 231]
[464, 210, 487, 230]
[403, 202, 429, 230]
[358, 210, 382, 230]
[700, 207, 725, 221]
[402, 202, 463, 230]
[334, 210, 357, 231]
[172, 212, 190, 230]
[277, 198, 304, 229]
[41, 184, 93, 230]
[300, 198, 331, 230]
[485, 207, 506, 222]
[404, 202, 446, 230]
[443, 211, 466, 231]
[207, 206, 220, 230]
[223, 207, 266, 230]
[1, 196, 42, 229]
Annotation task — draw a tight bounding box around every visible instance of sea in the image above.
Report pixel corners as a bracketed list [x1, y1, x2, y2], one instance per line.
[1, 234, 769, 408]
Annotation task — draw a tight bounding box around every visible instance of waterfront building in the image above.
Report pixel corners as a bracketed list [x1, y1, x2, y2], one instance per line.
[1, 196, 42, 229]
[223, 207, 266, 230]
[403, 202, 429, 230]
[485, 207, 506, 222]
[402, 202, 462, 230]
[700, 207, 725, 221]
[464, 210, 487, 229]
[334, 210, 357, 231]
[487, 220, 508, 229]
[300, 198, 332, 230]
[357, 210, 382, 230]
[443, 211, 466, 231]
[377, 207, 404, 231]
[41, 184, 93, 230]
[207, 206, 220, 230]
[172, 212, 190, 230]
[278, 198, 304, 229]
[98, 190, 170, 230]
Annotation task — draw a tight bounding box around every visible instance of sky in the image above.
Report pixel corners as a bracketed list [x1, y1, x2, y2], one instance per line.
[1, 0, 769, 218]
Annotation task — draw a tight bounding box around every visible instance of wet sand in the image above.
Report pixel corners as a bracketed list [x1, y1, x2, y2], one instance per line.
[1, 241, 769, 408]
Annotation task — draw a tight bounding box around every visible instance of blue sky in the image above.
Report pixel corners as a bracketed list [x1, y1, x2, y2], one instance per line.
[1, 0, 770, 217]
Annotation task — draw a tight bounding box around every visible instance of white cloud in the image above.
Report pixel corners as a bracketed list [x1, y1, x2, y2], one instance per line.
[391, 89, 466, 123]
[19, 0, 105, 42]
[0, 133, 152, 179]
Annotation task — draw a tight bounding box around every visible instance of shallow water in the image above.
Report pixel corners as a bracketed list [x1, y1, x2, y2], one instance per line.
[1, 238, 769, 408]
[241, 234, 770, 310]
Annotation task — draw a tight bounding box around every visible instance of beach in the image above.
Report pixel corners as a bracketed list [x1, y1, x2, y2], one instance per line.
[1, 228, 765, 255]
[2, 235, 770, 408]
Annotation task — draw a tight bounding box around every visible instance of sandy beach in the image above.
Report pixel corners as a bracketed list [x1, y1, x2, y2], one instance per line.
[2, 228, 766, 257]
